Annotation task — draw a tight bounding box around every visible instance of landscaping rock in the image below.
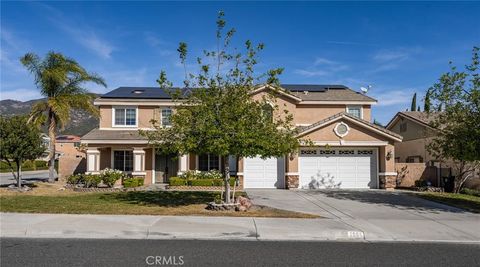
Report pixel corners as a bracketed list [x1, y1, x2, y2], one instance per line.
[235, 196, 253, 210]
[235, 205, 247, 212]
[206, 202, 240, 211]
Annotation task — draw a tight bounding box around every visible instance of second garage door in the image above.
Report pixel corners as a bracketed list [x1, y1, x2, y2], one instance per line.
[299, 148, 377, 189]
[243, 157, 285, 188]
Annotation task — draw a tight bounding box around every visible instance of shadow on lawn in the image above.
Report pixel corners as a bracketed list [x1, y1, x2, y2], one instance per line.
[104, 191, 219, 207]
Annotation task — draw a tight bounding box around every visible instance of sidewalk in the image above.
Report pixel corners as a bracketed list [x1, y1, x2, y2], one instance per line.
[1, 212, 479, 242]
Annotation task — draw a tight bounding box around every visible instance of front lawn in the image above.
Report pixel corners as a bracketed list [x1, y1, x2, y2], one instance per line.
[0, 185, 317, 218]
[417, 192, 480, 213]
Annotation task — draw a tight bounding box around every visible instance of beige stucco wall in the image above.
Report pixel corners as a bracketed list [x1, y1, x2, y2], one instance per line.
[295, 105, 345, 125]
[251, 90, 297, 122]
[378, 144, 395, 172]
[99, 105, 112, 128]
[99, 105, 156, 129]
[394, 138, 436, 163]
[57, 143, 86, 179]
[301, 119, 388, 142]
[389, 117, 435, 141]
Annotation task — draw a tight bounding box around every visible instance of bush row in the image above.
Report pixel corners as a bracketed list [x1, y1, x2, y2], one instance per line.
[123, 177, 145, 188]
[169, 177, 237, 187]
[0, 160, 49, 172]
[178, 170, 223, 180]
[66, 168, 138, 188]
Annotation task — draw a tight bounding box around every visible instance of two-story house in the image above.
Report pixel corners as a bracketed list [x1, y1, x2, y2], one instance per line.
[81, 84, 402, 189]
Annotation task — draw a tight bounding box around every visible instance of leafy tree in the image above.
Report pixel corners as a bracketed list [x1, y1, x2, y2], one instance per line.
[373, 118, 384, 127]
[410, 92, 417, 111]
[424, 88, 431, 112]
[0, 116, 46, 187]
[143, 12, 301, 203]
[21, 52, 106, 182]
[427, 47, 480, 193]
[417, 106, 420, 111]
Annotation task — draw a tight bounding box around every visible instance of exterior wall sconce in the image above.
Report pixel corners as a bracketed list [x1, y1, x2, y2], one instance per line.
[386, 151, 392, 161]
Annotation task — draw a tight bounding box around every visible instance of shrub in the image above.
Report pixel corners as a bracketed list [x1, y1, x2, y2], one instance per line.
[461, 188, 480, 197]
[179, 170, 223, 180]
[179, 170, 197, 180]
[189, 179, 214, 186]
[67, 174, 84, 185]
[34, 160, 48, 168]
[22, 160, 34, 170]
[123, 177, 145, 188]
[84, 174, 102, 188]
[211, 178, 237, 187]
[169, 178, 187, 186]
[414, 179, 428, 187]
[100, 168, 126, 187]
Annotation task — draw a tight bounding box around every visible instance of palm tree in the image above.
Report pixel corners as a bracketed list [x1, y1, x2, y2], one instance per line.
[21, 52, 106, 182]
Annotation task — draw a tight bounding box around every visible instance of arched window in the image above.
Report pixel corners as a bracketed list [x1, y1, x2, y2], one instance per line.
[262, 103, 274, 121]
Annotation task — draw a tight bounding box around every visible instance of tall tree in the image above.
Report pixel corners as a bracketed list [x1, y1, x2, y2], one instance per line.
[143, 12, 301, 203]
[424, 89, 432, 112]
[0, 116, 46, 187]
[21, 52, 106, 182]
[427, 47, 480, 193]
[410, 92, 417, 111]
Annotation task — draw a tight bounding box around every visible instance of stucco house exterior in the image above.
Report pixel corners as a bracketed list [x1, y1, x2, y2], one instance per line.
[81, 84, 402, 189]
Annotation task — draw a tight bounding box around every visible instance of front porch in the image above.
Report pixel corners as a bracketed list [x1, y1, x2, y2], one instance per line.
[85, 145, 189, 184]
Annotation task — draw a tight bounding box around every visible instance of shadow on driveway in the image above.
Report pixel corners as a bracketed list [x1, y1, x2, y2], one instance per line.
[306, 190, 468, 214]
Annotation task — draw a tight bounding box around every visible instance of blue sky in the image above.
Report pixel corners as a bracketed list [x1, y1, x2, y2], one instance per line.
[1, 1, 479, 123]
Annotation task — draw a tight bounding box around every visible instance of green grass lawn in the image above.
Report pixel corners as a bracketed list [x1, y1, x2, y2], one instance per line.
[418, 192, 480, 213]
[0, 190, 317, 218]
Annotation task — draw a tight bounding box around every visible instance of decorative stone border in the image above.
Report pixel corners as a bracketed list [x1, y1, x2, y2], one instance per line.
[72, 187, 123, 192]
[168, 186, 243, 191]
[206, 202, 240, 211]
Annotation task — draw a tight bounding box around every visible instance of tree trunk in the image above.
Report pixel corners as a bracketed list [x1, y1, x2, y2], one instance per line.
[17, 161, 22, 188]
[47, 109, 56, 183]
[223, 156, 231, 204]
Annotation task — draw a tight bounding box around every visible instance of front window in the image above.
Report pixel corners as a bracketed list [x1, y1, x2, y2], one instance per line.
[113, 150, 133, 172]
[347, 106, 362, 118]
[198, 154, 220, 171]
[161, 108, 172, 126]
[114, 107, 137, 126]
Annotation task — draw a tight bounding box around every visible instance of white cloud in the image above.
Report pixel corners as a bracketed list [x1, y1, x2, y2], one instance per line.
[371, 88, 417, 107]
[0, 88, 42, 101]
[294, 69, 330, 77]
[373, 50, 410, 62]
[39, 3, 115, 59]
[313, 57, 337, 66]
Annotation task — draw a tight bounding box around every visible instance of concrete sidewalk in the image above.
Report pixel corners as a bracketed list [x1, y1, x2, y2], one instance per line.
[1, 212, 479, 243]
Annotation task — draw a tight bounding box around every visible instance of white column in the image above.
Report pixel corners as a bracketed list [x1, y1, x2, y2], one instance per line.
[132, 148, 146, 176]
[86, 148, 100, 174]
[178, 154, 188, 175]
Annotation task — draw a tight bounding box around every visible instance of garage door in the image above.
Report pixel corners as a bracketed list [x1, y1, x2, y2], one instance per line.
[244, 157, 285, 188]
[299, 148, 377, 189]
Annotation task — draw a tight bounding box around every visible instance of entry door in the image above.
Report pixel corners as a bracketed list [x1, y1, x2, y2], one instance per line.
[155, 154, 178, 183]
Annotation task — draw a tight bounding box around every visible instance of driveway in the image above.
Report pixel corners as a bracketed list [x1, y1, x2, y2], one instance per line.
[0, 170, 57, 186]
[246, 189, 480, 242]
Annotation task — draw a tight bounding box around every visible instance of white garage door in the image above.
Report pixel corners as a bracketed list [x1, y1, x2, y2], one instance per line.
[244, 157, 285, 188]
[299, 148, 377, 189]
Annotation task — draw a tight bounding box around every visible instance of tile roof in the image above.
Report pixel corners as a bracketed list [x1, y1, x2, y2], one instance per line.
[99, 84, 377, 102]
[297, 112, 403, 140]
[81, 128, 147, 141]
[398, 111, 439, 125]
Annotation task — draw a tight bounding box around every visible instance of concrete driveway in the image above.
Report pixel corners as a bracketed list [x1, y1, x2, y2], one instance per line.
[246, 189, 480, 242]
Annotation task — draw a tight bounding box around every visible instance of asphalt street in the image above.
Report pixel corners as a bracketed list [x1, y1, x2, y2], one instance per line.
[1, 238, 479, 267]
[0, 170, 56, 186]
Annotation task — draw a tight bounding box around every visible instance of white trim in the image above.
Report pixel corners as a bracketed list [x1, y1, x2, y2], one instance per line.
[132, 171, 147, 176]
[98, 127, 153, 131]
[152, 148, 156, 184]
[236, 172, 244, 176]
[295, 123, 312, 127]
[285, 172, 299, 175]
[298, 101, 377, 105]
[82, 140, 149, 144]
[250, 84, 303, 102]
[112, 106, 138, 128]
[303, 141, 389, 146]
[160, 107, 173, 127]
[346, 105, 363, 119]
[296, 114, 403, 142]
[379, 172, 397, 176]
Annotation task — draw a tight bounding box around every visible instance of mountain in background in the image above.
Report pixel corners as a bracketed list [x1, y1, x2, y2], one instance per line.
[0, 98, 98, 136]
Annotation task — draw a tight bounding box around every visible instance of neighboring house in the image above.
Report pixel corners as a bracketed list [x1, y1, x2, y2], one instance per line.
[56, 135, 86, 179]
[81, 84, 402, 189]
[386, 111, 438, 164]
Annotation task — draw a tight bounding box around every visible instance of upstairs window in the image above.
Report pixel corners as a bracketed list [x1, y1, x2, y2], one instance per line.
[198, 154, 220, 171]
[161, 108, 172, 126]
[346, 106, 362, 119]
[114, 107, 137, 126]
[261, 103, 274, 122]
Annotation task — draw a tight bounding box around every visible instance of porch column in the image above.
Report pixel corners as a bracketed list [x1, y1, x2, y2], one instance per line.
[285, 152, 299, 189]
[132, 148, 146, 176]
[178, 154, 188, 175]
[379, 144, 397, 190]
[86, 148, 100, 174]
